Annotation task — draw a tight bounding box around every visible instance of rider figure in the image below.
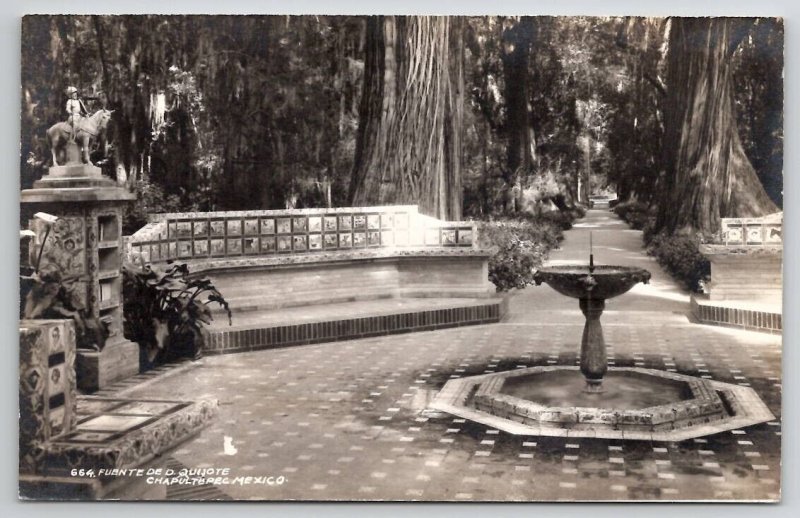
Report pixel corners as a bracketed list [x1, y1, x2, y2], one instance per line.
[65, 86, 88, 141]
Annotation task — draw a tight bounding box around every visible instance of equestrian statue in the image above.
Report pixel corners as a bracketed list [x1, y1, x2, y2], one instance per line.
[46, 86, 113, 167]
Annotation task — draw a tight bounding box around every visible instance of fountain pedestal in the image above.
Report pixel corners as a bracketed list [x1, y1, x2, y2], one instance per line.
[579, 298, 606, 391]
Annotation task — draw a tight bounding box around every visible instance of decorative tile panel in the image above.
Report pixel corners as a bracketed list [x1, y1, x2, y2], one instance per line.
[129, 206, 479, 264]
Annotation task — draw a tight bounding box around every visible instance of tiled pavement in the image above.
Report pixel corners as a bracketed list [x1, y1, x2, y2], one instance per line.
[117, 210, 782, 501]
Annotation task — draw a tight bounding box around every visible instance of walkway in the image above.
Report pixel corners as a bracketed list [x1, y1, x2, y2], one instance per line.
[115, 209, 782, 502]
[506, 208, 689, 324]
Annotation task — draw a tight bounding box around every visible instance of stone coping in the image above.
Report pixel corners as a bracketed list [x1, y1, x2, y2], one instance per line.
[699, 244, 783, 256]
[148, 205, 424, 220]
[430, 366, 775, 441]
[180, 247, 491, 273]
[471, 367, 726, 430]
[21, 186, 137, 203]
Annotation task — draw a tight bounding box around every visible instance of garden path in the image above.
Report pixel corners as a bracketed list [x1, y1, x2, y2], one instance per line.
[506, 208, 690, 325]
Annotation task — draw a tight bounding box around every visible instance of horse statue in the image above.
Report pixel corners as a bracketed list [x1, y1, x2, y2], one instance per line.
[46, 109, 114, 167]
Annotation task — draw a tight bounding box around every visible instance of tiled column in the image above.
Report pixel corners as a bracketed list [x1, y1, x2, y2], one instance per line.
[19, 319, 77, 474]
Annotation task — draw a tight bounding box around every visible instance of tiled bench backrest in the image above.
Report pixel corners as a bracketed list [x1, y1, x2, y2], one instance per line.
[720, 212, 782, 246]
[127, 205, 477, 264]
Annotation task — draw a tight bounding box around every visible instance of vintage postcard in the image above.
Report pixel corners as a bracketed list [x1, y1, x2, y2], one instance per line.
[18, 14, 782, 502]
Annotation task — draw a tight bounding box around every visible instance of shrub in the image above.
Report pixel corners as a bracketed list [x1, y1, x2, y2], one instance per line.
[646, 232, 710, 293]
[613, 200, 653, 230]
[124, 178, 196, 235]
[536, 210, 575, 231]
[123, 259, 231, 368]
[479, 210, 580, 292]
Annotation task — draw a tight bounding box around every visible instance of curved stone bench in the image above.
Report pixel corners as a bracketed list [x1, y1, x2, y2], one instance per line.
[127, 206, 503, 354]
[184, 247, 494, 312]
[182, 247, 502, 355]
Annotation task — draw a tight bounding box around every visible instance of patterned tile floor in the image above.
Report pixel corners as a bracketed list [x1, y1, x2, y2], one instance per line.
[116, 210, 782, 501]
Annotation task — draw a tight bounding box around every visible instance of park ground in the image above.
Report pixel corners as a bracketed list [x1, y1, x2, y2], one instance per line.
[113, 209, 782, 501]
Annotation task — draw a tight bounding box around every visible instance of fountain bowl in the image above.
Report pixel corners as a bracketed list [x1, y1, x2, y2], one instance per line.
[533, 265, 651, 300]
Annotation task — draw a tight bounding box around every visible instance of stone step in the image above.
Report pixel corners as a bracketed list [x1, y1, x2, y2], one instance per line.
[690, 295, 781, 333]
[204, 297, 507, 355]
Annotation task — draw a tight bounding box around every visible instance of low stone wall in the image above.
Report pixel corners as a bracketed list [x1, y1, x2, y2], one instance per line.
[699, 212, 782, 303]
[690, 295, 781, 334]
[190, 250, 491, 312]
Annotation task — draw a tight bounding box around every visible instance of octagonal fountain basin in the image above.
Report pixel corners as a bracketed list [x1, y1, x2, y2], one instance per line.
[429, 366, 775, 441]
[532, 265, 651, 300]
[498, 369, 689, 411]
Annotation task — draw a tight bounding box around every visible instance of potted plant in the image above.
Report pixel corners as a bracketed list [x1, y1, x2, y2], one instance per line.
[122, 257, 231, 369]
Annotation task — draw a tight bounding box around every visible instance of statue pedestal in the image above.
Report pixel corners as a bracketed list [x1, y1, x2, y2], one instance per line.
[45, 163, 102, 178]
[34, 162, 113, 191]
[22, 175, 137, 392]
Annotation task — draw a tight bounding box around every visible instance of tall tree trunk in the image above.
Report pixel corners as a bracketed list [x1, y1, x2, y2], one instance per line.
[500, 17, 536, 212]
[349, 16, 464, 220]
[658, 18, 776, 234]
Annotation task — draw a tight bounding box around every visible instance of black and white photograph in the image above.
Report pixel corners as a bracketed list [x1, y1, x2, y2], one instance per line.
[16, 11, 784, 503]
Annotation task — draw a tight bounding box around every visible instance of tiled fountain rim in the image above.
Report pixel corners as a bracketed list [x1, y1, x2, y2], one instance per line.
[429, 366, 775, 441]
[476, 366, 720, 417]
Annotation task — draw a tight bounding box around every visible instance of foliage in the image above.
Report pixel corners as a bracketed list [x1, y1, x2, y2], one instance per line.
[613, 200, 653, 230]
[645, 232, 710, 293]
[20, 268, 107, 350]
[22, 15, 364, 212]
[123, 177, 192, 235]
[538, 206, 586, 231]
[478, 213, 573, 292]
[20, 16, 782, 227]
[122, 259, 231, 368]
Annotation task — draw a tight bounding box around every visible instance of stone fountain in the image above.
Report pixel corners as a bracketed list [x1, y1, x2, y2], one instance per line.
[429, 237, 774, 441]
[532, 263, 650, 393]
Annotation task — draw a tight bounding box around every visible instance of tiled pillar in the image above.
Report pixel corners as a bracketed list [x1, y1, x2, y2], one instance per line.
[19, 319, 77, 474]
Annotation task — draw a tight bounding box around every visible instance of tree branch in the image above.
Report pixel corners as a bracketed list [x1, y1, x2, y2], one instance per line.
[91, 16, 112, 106]
[608, 18, 668, 98]
[642, 73, 667, 97]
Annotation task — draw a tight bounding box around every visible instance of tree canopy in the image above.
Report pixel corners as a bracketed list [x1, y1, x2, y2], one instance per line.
[21, 15, 783, 234]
